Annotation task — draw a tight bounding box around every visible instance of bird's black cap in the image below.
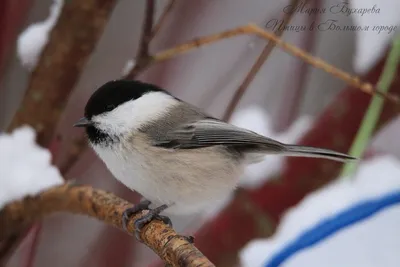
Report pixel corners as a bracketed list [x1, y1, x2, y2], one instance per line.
[84, 79, 165, 119]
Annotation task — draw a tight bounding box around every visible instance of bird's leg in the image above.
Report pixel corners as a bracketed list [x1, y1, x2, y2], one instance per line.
[122, 199, 152, 231]
[133, 204, 172, 242]
[123, 201, 194, 243]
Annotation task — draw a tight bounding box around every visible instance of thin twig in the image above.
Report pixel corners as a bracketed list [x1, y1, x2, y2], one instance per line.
[149, 0, 176, 41]
[247, 25, 400, 103]
[223, 0, 302, 121]
[0, 183, 214, 267]
[273, 0, 320, 131]
[22, 225, 41, 267]
[150, 24, 400, 104]
[123, 0, 155, 80]
[137, 0, 155, 58]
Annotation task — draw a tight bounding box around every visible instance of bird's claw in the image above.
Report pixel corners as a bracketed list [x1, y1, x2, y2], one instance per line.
[122, 199, 152, 231]
[132, 204, 171, 242]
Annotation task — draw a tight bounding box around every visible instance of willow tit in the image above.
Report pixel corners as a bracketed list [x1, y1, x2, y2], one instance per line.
[74, 79, 355, 238]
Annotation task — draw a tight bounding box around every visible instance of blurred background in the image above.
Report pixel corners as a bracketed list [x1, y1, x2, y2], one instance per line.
[1, 0, 400, 266]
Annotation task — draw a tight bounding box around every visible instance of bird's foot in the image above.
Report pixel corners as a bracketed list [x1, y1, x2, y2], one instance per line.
[122, 199, 152, 231]
[134, 204, 172, 242]
[124, 203, 172, 242]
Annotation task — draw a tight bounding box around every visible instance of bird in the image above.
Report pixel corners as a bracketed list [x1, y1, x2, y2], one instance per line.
[74, 79, 355, 240]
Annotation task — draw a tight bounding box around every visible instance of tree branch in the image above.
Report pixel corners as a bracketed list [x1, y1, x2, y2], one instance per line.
[137, 0, 155, 58]
[149, 0, 176, 41]
[150, 24, 400, 104]
[7, 0, 118, 146]
[0, 183, 214, 267]
[223, 0, 302, 121]
[2, 0, 119, 263]
[123, 0, 155, 80]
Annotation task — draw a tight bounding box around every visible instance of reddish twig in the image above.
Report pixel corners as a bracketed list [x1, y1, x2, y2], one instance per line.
[223, 0, 302, 121]
[149, 0, 176, 41]
[273, 0, 321, 131]
[137, 0, 155, 58]
[123, 0, 155, 80]
[22, 224, 42, 267]
[0, 0, 33, 86]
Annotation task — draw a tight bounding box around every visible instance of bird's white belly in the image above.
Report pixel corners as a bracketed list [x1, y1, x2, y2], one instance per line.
[92, 140, 243, 215]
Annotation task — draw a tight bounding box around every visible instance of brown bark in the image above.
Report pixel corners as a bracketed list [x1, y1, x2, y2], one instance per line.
[0, 183, 214, 267]
[7, 0, 118, 147]
[2, 0, 118, 264]
[0, 0, 33, 84]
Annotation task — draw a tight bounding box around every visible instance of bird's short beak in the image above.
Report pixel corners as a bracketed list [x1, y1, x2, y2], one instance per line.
[73, 117, 93, 127]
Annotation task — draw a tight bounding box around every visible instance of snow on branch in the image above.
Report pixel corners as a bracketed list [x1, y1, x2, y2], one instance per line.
[17, 0, 64, 70]
[0, 127, 63, 209]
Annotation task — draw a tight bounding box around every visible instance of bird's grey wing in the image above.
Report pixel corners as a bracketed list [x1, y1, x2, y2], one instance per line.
[152, 119, 285, 151]
[151, 118, 356, 162]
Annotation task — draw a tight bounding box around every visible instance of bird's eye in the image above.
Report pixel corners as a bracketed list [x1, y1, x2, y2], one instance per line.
[106, 104, 115, 111]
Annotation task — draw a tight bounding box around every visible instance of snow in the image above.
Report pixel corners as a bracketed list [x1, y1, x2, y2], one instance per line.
[230, 106, 312, 188]
[121, 59, 136, 76]
[0, 126, 63, 209]
[351, 0, 400, 74]
[240, 155, 400, 267]
[17, 0, 64, 70]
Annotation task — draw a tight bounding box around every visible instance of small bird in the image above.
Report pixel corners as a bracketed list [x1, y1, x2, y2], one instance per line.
[74, 79, 355, 240]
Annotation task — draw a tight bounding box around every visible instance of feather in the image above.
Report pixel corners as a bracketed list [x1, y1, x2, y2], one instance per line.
[152, 119, 355, 162]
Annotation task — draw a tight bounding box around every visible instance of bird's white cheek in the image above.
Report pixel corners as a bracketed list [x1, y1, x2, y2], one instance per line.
[92, 92, 179, 134]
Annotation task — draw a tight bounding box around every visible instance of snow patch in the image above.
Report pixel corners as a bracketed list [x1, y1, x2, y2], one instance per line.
[351, 0, 400, 74]
[121, 59, 136, 76]
[0, 126, 63, 209]
[240, 155, 400, 267]
[17, 0, 64, 70]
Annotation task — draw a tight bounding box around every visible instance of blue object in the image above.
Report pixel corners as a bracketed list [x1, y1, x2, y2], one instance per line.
[264, 190, 400, 267]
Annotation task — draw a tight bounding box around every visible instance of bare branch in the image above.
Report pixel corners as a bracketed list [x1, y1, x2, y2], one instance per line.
[2, 0, 119, 262]
[0, 183, 215, 267]
[223, 0, 302, 121]
[149, 0, 176, 41]
[7, 0, 118, 146]
[150, 24, 400, 104]
[137, 0, 155, 58]
[123, 0, 155, 80]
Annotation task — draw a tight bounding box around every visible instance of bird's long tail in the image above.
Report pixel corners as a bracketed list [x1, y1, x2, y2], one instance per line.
[282, 144, 356, 162]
